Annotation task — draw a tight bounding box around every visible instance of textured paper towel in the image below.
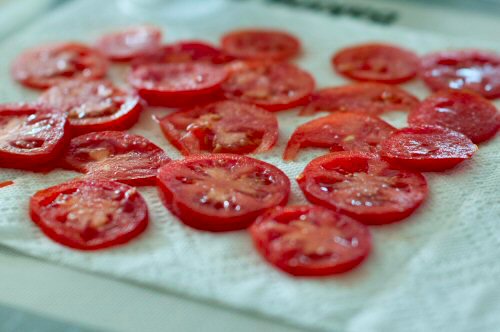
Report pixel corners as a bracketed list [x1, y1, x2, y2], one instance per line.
[0, 1, 499, 331]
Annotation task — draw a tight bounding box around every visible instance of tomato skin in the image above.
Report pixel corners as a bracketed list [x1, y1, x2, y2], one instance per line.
[30, 179, 148, 250]
[11, 42, 108, 89]
[0, 103, 69, 170]
[283, 112, 395, 161]
[408, 89, 499, 144]
[332, 43, 419, 84]
[420, 50, 500, 99]
[157, 154, 291, 232]
[381, 126, 477, 171]
[297, 152, 428, 225]
[221, 29, 301, 62]
[159, 100, 278, 155]
[250, 205, 371, 277]
[300, 83, 419, 116]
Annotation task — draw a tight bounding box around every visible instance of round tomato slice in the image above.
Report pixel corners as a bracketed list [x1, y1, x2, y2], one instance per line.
[11, 42, 108, 89]
[129, 62, 227, 107]
[420, 50, 500, 99]
[300, 83, 419, 116]
[63, 131, 170, 186]
[30, 179, 148, 250]
[381, 125, 477, 171]
[408, 89, 499, 143]
[0, 103, 69, 170]
[250, 205, 371, 276]
[157, 154, 290, 232]
[283, 112, 395, 161]
[96, 26, 162, 62]
[221, 29, 301, 61]
[222, 61, 315, 111]
[159, 100, 278, 155]
[332, 43, 419, 84]
[39, 79, 142, 136]
[297, 152, 428, 224]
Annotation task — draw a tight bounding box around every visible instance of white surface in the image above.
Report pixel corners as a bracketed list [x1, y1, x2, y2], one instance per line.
[0, 1, 500, 332]
[0, 0, 55, 40]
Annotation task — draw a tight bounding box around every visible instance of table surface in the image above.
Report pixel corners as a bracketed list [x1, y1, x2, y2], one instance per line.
[1, 1, 499, 331]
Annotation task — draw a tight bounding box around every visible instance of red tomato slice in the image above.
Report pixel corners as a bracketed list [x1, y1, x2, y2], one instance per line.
[30, 179, 148, 250]
[157, 154, 290, 232]
[63, 131, 170, 186]
[222, 61, 315, 111]
[300, 83, 419, 116]
[221, 29, 301, 61]
[159, 100, 278, 155]
[420, 50, 500, 99]
[332, 43, 419, 84]
[250, 205, 371, 276]
[39, 79, 142, 136]
[0, 180, 14, 189]
[96, 26, 162, 62]
[129, 62, 227, 107]
[283, 112, 396, 161]
[297, 152, 428, 224]
[408, 89, 499, 143]
[0, 103, 69, 170]
[11, 42, 108, 89]
[381, 125, 477, 171]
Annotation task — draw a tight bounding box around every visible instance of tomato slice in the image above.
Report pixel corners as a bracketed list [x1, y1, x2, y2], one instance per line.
[297, 152, 428, 224]
[11, 42, 108, 89]
[96, 26, 162, 62]
[0, 103, 69, 170]
[63, 131, 170, 186]
[159, 100, 278, 155]
[420, 50, 500, 99]
[332, 43, 419, 84]
[129, 62, 227, 107]
[133, 40, 233, 66]
[381, 125, 477, 171]
[408, 89, 499, 143]
[221, 29, 301, 61]
[300, 83, 419, 116]
[222, 61, 315, 111]
[39, 79, 142, 136]
[157, 154, 290, 232]
[30, 179, 148, 250]
[250, 205, 371, 276]
[0, 180, 14, 189]
[283, 112, 395, 161]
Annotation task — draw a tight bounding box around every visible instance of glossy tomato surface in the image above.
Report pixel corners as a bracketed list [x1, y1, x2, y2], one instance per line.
[157, 154, 290, 232]
[222, 61, 315, 111]
[39, 79, 142, 135]
[64, 131, 170, 186]
[11, 42, 108, 89]
[0, 103, 69, 169]
[283, 112, 395, 161]
[408, 89, 499, 143]
[159, 100, 278, 155]
[250, 205, 371, 276]
[297, 152, 428, 224]
[30, 179, 148, 250]
[332, 43, 419, 84]
[300, 83, 419, 116]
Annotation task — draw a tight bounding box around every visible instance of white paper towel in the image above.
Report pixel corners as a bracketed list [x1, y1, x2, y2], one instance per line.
[0, 1, 499, 331]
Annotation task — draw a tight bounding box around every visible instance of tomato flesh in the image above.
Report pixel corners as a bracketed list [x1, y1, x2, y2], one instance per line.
[159, 100, 278, 155]
[408, 89, 499, 143]
[250, 205, 371, 276]
[64, 131, 170, 186]
[332, 43, 419, 84]
[300, 83, 419, 116]
[283, 112, 395, 161]
[30, 179, 148, 250]
[297, 152, 428, 224]
[157, 154, 290, 232]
